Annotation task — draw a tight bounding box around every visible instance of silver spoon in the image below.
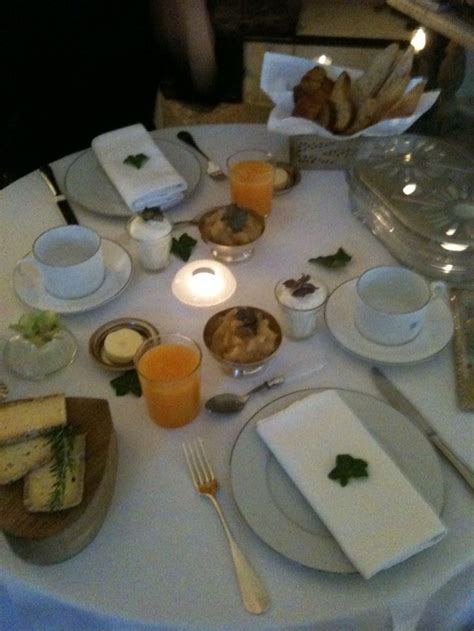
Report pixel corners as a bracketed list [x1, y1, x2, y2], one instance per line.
[177, 131, 226, 180]
[205, 376, 285, 414]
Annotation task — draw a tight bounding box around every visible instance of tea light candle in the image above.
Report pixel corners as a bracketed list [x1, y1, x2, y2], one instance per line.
[172, 259, 236, 307]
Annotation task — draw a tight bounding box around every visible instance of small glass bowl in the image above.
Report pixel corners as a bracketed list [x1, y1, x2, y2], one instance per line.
[4, 329, 77, 381]
[203, 306, 282, 377]
[197, 206, 265, 264]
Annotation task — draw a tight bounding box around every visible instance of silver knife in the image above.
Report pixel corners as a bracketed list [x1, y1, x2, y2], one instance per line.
[371, 366, 474, 490]
[39, 164, 79, 225]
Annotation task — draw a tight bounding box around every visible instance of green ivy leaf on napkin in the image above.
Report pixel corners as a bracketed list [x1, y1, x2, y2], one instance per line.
[110, 370, 142, 397]
[328, 454, 368, 487]
[123, 153, 149, 169]
[171, 233, 197, 262]
[309, 247, 352, 269]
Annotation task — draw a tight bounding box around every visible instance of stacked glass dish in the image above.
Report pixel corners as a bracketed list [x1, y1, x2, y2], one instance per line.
[347, 135, 474, 287]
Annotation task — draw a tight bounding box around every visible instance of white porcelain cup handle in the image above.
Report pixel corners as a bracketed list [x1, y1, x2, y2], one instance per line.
[430, 280, 449, 304]
[15, 255, 42, 292]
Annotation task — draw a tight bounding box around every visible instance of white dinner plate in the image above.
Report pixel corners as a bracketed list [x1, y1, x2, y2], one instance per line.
[65, 136, 202, 217]
[324, 278, 454, 366]
[13, 239, 132, 314]
[230, 388, 444, 574]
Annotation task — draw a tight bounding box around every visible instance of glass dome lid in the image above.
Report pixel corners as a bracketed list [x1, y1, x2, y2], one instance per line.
[354, 135, 474, 247]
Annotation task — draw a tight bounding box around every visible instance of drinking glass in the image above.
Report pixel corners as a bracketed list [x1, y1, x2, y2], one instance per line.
[134, 334, 202, 428]
[227, 150, 274, 217]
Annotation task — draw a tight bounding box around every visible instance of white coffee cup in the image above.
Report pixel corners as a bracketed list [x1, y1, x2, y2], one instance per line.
[32, 225, 105, 299]
[354, 266, 433, 346]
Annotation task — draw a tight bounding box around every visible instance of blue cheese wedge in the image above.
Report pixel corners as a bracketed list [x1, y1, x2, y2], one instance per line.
[0, 436, 53, 484]
[0, 394, 66, 445]
[23, 434, 86, 512]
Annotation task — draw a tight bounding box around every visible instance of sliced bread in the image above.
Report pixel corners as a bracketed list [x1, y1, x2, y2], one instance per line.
[24, 433, 86, 513]
[0, 394, 66, 445]
[0, 435, 53, 484]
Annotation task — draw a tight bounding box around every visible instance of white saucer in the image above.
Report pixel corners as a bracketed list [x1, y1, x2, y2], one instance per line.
[324, 278, 454, 365]
[13, 239, 133, 314]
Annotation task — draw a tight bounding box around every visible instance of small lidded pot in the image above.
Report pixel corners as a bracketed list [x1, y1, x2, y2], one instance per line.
[275, 274, 328, 340]
[127, 208, 172, 271]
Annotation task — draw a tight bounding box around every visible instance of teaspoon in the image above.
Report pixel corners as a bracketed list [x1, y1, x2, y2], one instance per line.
[205, 376, 284, 414]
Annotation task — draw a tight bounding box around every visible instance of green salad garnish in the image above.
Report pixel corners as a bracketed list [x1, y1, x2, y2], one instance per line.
[10, 311, 63, 347]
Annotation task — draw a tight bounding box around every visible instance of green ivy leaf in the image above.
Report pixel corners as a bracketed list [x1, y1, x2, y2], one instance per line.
[309, 247, 352, 269]
[140, 207, 165, 222]
[110, 370, 142, 397]
[328, 454, 369, 487]
[223, 204, 248, 233]
[171, 233, 197, 262]
[123, 153, 149, 169]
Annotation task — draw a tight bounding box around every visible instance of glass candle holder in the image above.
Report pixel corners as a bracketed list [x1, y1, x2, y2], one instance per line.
[171, 259, 236, 307]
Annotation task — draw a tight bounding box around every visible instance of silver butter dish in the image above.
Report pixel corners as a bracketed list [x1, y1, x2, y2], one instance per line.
[347, 135, 474, 287]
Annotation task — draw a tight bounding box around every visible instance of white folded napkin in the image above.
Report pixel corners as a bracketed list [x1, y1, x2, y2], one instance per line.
[256, 390, 446, 579]
[92, 123, 187, 212]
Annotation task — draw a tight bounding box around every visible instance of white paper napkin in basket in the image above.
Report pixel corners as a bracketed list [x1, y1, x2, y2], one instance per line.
[92, 124, 187, 212]
[260, 52, 440, 139]
[256, 390, 446, 579]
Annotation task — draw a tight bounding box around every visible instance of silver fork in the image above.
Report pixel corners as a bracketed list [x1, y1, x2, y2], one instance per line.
[177, 131, 226, 180]
[183, 438, 270, 614]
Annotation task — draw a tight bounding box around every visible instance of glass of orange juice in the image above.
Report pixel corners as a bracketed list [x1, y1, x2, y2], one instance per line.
[227, 150, 274, 217]
[134, 334, 202, 428]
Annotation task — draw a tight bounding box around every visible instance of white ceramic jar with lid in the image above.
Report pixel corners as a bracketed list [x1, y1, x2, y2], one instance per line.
[127, 210, 172, 271]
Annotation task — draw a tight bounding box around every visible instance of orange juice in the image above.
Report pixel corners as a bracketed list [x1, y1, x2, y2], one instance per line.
[228, 151, 274, 217]
[135, 335, 201, 428]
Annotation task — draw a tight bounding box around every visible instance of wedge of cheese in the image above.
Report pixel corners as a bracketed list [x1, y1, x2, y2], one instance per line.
[0, 435, 53, 484]
[24, 434, 86, 513]
[0, 394, 66, 445]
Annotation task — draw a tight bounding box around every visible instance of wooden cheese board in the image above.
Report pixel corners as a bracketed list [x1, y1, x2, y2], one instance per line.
[0, 397, 117, 564]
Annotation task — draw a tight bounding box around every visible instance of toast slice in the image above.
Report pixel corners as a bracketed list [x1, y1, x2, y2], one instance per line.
[24, 433, 86, 513]
[329, 71, 354, 133]
[352, 43, 399, 107]
[382, 80, 427, 120]
[0, 435, 53, 484]
[0, 394, 66, 445]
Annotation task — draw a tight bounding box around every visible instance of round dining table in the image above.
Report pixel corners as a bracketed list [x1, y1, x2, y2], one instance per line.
[0, 124, 473, 631]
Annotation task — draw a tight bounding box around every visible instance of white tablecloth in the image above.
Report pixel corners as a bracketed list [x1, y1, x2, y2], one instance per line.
[0, 125, 473, 631]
